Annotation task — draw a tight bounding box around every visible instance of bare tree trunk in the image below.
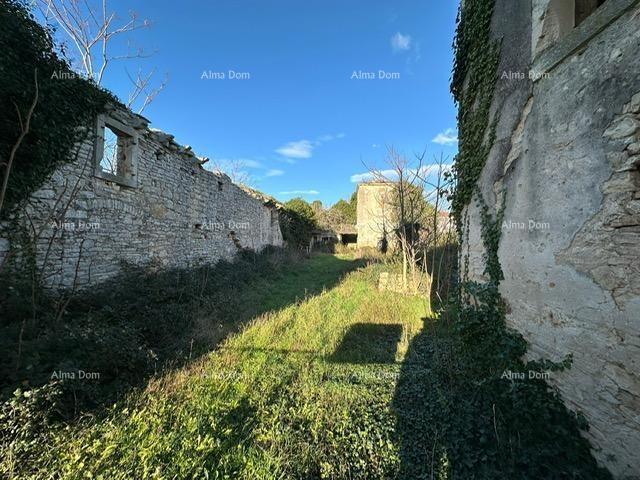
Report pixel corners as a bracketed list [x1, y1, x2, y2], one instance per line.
[402, 238, 408, 290]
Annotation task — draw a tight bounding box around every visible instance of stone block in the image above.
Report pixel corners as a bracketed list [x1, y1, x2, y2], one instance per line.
[603, 114, 640, 140]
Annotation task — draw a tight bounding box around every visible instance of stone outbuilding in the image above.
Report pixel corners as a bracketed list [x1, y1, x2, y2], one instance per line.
[355, 182, 394, 249]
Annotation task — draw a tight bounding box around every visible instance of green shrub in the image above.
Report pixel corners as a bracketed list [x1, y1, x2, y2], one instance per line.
[0, 382, 63, 478]
[279, 198, 318, 248]
[329, 192, 357, 224]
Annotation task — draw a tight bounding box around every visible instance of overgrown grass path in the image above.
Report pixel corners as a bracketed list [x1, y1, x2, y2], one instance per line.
[36, 255, 429, 479]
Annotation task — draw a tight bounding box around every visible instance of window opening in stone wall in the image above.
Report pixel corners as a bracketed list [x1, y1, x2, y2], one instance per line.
[218, 180, 224, 191]
[575, 0, 607, 27]
[100, 125, 124, 175]
[94, 115, 138, 187]
[534, 0, 610, 56]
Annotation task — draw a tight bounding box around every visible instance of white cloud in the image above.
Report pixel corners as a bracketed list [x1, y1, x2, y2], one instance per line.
[210, 157, 287, 181]
[275, 133, 345, 160]
[415, 163, 453, 177]
[265, 169, 284, 177]
[315, 133, 345, 143]
[391, 32, 411, 52]
[412, 42, 422, 62]
[241, 159, 263, 168]
[432, 128, 458, 146]
[275, 140, 314, 159]
[279, 190, 319, 195]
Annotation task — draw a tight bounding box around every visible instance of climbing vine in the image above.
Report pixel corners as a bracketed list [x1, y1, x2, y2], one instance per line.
[449, 0, 500, 230]
[477, 193, 504, 286]
[0, 0, 117, 218]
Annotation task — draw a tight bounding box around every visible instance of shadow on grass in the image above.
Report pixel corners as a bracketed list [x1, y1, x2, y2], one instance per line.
[392, 316, 613, 479]
[197, 370, 300, 474]
[0, 249, 361, 419]
[327, 323, 402, 364]
[225, 322, 403, 372]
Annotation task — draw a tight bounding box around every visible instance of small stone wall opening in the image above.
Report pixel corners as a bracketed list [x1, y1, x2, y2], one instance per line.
[340, 233, 357, 245]
[100, 125, 121, 175]
[534, 0, 608, 55]
[94, 115, 138, 188]
[575, 0, 607, 27]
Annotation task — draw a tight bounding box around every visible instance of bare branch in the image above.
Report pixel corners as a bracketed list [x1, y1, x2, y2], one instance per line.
[210, 158, 252, 186]
[125, 68, 168, 114]
[35, 0, 164, 110]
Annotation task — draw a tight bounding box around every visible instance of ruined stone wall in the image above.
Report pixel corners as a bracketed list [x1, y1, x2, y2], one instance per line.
[0, 105, 283, 288]
[462, 0, 640, 476]
[356, 182, 394, 249]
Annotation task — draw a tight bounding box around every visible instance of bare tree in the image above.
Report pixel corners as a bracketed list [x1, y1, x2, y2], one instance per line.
[364, 146, 455, 299]
[125, 67, 168, 113]
[13, 130, 96, 374]
[209, 158, 252, 186]
[364, 146, 428, 291]
[36, 0, 166, 113]
[415, 152, 455, 303]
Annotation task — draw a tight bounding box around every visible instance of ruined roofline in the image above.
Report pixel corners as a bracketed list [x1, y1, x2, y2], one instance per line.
[102, 102, 233, 185]
[312, 224, 357, 235]
[239, 184, 284, 209]
[356, 180, 396, 187]
[102, 103, 281, 209]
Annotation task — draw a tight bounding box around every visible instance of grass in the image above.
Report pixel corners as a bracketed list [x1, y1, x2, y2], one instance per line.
[2, 253, 610, 479]
[0, 249, 356, 413]
[3, 254, 428, 479]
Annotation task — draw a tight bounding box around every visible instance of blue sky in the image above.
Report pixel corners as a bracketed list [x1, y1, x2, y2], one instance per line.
[46, 0, 460, 206]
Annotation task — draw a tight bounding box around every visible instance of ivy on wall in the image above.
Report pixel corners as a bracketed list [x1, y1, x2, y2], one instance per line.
[0, 0, 117, 218]
[450, 0, 527, 359]
[449, 0, 500, 230]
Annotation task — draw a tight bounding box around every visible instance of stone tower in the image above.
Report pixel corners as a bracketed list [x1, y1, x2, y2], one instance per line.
[356, 182, 394, 249]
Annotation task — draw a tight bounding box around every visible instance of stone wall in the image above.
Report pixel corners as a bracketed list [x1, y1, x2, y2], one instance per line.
[0, 104, 283, 288]
[356, 182, 394, 249]
[462, 0, 640, 476]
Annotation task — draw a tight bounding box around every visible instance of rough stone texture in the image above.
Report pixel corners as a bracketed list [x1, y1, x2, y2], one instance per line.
[558, 106, 640, 307]
[356, 182, 394, 249]
[532, 0, 574, 56]
[378, 272, 402, 293]
[0, 105, 283, 288]
[462, 1, 640, 477]
[378, 272, 416, 294]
